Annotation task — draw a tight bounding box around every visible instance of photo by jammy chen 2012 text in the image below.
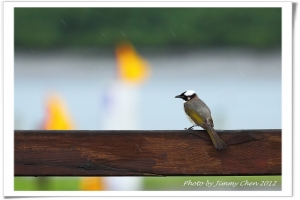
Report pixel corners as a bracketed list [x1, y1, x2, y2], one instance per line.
[183, 180, 278, 188]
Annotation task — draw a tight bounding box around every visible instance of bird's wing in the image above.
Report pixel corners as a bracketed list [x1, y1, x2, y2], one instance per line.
[184, 105, 206, 128]
[207, 117, 214, 127]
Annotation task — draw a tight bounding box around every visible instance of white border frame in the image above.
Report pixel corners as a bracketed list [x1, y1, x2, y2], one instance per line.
[3, 1, 292, 197]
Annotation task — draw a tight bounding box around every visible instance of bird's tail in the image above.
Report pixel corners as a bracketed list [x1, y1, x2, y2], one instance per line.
[206, 126, 227, 150]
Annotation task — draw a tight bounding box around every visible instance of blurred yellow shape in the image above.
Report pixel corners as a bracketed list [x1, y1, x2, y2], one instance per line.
[116, 42, 151, 84]
[80, 177, 106, 191]
[43, 94, 75, 130]
[43, 94, 108, 191]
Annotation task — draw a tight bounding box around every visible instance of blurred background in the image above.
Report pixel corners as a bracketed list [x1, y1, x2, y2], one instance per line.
[14, 8, 281, 191]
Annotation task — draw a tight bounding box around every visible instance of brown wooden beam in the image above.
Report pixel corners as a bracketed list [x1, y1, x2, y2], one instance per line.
[14, 129, 281, 176]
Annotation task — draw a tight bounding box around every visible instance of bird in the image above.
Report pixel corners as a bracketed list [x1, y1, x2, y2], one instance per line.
[175, 90, 226, 150]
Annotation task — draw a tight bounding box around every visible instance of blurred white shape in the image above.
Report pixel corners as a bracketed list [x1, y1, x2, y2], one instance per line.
[102, 82, 143, 191]
[101, 42, 151, 191]
[102, 81, 140, 130]
[105, 177, 142, 191]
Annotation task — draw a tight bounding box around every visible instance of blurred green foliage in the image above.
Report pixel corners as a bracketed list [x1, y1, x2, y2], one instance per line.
[15, 8, 281, 49]
[14, 177, 80, 191]
[144, 176, 281, 191]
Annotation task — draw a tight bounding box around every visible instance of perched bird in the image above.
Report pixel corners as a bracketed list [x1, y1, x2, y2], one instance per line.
[175, 90, 226, 150]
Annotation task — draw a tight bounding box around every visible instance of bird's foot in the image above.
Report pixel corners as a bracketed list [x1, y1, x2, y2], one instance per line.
[185, 126, 194, 130]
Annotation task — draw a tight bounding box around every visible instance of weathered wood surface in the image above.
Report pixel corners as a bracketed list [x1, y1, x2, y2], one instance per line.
[14, 130, 281, 176]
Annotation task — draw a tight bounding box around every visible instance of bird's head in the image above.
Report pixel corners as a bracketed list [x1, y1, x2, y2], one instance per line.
[175, 90, 196, 101]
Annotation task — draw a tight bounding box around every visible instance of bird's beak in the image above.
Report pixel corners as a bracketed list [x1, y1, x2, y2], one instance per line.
[175, 95, 182, 98]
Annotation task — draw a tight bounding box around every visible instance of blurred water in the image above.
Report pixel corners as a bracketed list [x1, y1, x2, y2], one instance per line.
[14, 48, 281, 130]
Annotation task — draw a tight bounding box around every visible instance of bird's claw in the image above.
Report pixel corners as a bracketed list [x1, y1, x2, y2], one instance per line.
[185, 126, 194, 130]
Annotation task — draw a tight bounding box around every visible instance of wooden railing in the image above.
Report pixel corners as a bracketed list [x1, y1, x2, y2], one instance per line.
[14, 129, 281, 176]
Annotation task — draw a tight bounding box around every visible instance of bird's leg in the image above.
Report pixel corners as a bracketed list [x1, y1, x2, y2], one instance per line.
[185, 125, 194, 130]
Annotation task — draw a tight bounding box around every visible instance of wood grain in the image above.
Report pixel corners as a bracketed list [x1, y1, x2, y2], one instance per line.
[14, 129, 281, 176]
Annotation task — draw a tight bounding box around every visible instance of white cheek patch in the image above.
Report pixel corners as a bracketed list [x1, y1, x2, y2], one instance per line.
[187, 97, 190, 101]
